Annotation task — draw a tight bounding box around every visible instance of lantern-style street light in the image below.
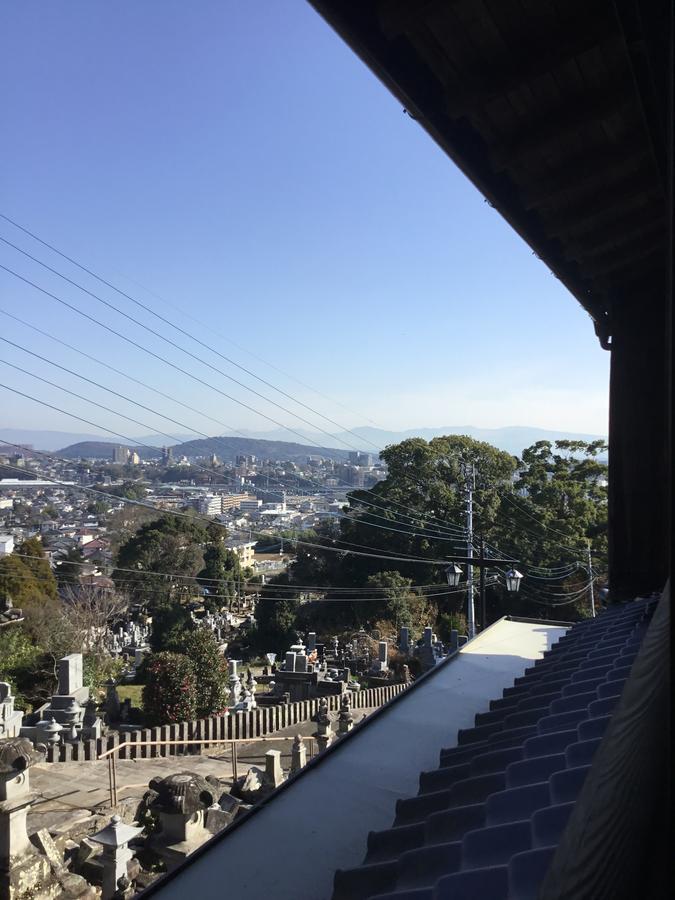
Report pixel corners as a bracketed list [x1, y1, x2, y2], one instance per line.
[444, 539, 523, 638]
[445, 562, 463, 589]
[504, 568, 524, 593]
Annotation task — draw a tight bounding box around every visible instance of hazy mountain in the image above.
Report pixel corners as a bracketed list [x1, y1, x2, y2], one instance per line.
[0, 429, 194, 452]
[16, 425, 607, 462]
[57, 436, 349, 463]
[232, 425, 607, 457]
[0, 429, 110, 452]
[56, 442, 162, 461]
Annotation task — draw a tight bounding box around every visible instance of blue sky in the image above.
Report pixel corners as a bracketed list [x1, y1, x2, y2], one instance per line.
[0, 0, 609, 446]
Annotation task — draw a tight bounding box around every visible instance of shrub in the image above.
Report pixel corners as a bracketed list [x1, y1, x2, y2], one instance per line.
[182, 630, 229, 717]
[142, 652, 197, 725]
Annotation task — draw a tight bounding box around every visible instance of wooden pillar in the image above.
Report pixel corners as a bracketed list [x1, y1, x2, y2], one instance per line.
[608, 289, 670, 599]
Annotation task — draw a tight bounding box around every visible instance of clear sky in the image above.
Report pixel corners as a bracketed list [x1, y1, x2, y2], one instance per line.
[0, 0, 609, 448]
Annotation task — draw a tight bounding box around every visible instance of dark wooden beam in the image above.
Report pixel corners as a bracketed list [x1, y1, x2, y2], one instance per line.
[563, 213, 664, 261]
[491, 82, 633, 171]
[520, 141, 649, 208]
[445, 12, 617, 115]
[586, 241, 664, 278]
[542, 170, 660, 238]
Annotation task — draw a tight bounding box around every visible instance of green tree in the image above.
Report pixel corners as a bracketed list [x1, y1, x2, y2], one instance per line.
[14, 537, 58, 602]
[149, 598, 194, 653]
[251, 574, 301, 654]
[55, 546, 85, 586]
[142, 652, 197, 725]
[114, 514, 208, 608]
[197, 543, 240, 613]
[182, 630, 228, 716]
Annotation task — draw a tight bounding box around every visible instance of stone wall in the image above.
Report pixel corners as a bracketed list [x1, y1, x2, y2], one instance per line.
[42, 684, 407, 763]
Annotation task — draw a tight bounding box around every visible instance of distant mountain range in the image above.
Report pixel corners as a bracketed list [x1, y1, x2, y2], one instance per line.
[3, 425, 607, 463]
[55, 437, 350, 464]
[233, 425, 607, 457]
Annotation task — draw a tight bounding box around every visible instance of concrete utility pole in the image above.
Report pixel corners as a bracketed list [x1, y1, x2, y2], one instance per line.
[587, 542, 596, 617]
[464, 463, 476, 639]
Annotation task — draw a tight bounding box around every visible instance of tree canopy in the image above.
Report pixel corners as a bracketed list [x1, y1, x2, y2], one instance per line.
[269, 435, 607, 641]
[113, 514, 208, 608]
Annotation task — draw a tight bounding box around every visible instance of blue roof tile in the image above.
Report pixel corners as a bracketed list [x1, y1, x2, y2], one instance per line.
[331, 598, 656, 900]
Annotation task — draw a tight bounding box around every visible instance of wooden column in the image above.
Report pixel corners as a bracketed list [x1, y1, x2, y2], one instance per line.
[608, 289, 670, 598]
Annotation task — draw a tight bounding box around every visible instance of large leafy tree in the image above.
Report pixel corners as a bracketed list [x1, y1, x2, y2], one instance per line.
[113, 514, 208, 608]
[302, 436, 516, 589]
[55, 546, 86, 587]
[0, 541, 58, 613]
[251, 573, 301, 654]
[490, 439, 608, 620]
[279, 435, 607, 632]
[197, 541, 240, 613]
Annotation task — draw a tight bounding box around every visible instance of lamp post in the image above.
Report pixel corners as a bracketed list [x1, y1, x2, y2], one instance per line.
[445, 539, 523, 638]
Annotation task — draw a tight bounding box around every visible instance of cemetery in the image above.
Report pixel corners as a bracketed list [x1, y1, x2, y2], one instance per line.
[0, 614, 459, 898]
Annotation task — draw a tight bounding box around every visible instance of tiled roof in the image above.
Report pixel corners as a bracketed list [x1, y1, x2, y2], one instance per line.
[332, 597, 658, 900]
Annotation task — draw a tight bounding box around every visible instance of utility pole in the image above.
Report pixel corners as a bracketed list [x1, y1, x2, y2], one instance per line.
[465, 463, 476, 639]
[586, 542, 596, 617]
[479, 535, 486, 631]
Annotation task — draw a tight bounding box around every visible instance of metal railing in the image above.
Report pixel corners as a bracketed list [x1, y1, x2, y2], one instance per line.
[98, 735, 316, 807]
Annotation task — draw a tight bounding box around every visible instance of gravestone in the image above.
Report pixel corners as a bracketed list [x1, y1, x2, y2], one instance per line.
[399, 627, 410, 654]
[306, 632, 316, 652]
[57, 654, 88, 702]
[0, 683, 23, 739]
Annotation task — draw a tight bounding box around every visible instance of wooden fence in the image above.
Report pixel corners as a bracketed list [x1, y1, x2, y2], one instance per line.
[43, 683, 407, 763]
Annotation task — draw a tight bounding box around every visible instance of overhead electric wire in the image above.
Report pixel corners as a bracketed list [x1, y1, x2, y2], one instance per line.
[0, 237, 376, 454]
[0, 455, 456, 566]
[0, 307, 287, 451]
[2, 559, 451, 596]
[0, 260, 364, 453]
[0, 361, 468, 547]
[0, 275, 471, 538]
[0, 211, 384, 443]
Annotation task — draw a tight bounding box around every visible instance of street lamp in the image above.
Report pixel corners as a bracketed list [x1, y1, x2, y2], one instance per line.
[445, 562, 463, 588]
[505, 568, 524, 593]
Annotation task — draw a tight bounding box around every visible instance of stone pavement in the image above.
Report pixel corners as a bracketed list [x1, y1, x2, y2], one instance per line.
[28, 705, 375, 835]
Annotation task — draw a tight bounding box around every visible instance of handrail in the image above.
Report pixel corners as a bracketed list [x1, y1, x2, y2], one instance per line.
[97, 734, 301, 760]
[98, 734, 316, 808]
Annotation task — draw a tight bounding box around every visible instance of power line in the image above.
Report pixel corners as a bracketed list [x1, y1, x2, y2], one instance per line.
[1, 562, 452, 596]
[0, 361, 467, 547]
[0, 237, 376, 454]
[0, 211, 384, 440]
[0, 276, 471, 537]
[0, 261, 362, 453]
[0, 455, 456, 566]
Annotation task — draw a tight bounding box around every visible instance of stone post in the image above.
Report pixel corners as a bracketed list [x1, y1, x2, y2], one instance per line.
[0, 737, 45, 889]
[290, 735, 307, 774]
[264, 750, 284, 789]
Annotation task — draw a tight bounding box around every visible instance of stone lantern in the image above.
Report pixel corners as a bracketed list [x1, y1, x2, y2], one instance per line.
[146, 773, 217, 871]
[36, 716, 63, 748]
[90, 815, 142, 900]
[0, 737, 45, 876]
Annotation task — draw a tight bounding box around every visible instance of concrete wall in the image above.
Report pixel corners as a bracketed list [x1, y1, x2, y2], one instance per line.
[42, 684, 406, 763]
